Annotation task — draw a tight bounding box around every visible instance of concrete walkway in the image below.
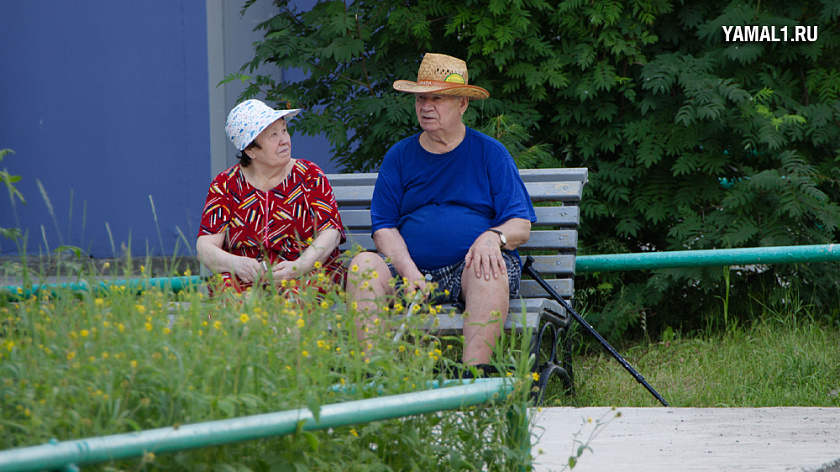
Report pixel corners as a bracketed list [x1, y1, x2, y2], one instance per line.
[532, 407, 840, 472]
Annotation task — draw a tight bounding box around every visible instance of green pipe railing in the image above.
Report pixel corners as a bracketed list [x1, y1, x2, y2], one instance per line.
[0, 378, 513, 472]
[2, 275, 203, 300]
[4, 244, 839, 300]
[575, 244, 840, 273]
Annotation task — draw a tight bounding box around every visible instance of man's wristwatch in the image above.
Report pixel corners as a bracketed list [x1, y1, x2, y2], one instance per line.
[486, 229, 507, 249]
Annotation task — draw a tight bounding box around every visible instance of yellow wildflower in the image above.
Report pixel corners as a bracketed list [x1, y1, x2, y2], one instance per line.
[145, 322, 153, 332]
[213, 320, 222, 330]
[239, 313, 250, 324]
[296, 318, 305, 328]
[136, 305, 146, 314]
[532, 372, 540, 382]
[351, 264, 359, 272]
[67, 351, 76, 361]
[314, 261, 322, 269]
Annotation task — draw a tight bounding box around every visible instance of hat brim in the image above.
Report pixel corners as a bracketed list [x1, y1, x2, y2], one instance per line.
[393, 80, 489, 99]
[233, 108, 301, 151]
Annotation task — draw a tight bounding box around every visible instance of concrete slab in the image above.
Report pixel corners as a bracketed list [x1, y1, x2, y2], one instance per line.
[532, 407, 840, 472]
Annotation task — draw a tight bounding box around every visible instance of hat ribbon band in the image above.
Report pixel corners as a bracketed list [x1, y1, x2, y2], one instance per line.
[417, 79, 471, 87]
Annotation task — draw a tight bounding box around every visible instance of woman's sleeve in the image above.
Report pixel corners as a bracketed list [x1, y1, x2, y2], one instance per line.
[198, 175, 230, 237]
[306, 164, 347, 243]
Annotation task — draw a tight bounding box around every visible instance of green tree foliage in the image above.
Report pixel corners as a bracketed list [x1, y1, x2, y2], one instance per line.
[231, 0, 840, 337]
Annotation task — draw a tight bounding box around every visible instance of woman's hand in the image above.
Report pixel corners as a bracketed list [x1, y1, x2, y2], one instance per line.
[231, 255, 265, 284]
[271, 261, 301, 282]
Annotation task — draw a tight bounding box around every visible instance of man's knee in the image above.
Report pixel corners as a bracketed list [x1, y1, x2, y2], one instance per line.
[461, 268, 510, 300]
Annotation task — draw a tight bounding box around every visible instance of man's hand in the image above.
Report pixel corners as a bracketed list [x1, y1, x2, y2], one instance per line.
[464, 231, 505, 281]
[403, 271, 430, 301]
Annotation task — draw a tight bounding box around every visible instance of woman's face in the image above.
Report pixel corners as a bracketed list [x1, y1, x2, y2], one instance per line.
[414, 94, 467, 134]
[248, 118, 292, 167]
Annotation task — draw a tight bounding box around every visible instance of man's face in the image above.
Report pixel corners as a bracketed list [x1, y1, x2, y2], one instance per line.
[414, 94, 467, 133]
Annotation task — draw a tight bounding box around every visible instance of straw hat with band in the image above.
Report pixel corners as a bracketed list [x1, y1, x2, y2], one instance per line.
[393, 53, 489, 100]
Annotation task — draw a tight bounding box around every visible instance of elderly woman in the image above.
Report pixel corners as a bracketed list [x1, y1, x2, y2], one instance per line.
[197, 99, 345, 293]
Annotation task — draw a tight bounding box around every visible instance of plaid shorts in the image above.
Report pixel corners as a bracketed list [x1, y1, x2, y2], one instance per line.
[378, 252, 522, 305]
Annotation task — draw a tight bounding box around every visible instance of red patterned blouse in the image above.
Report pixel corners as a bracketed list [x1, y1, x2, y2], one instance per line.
[198, 160, 346, 292]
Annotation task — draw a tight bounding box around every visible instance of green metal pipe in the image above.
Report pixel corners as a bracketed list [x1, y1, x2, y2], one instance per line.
[0, 378, 513, 472]
[2, 276, 203, 300]
[7, 245, 838, 299]
[576, 244, 840, 273]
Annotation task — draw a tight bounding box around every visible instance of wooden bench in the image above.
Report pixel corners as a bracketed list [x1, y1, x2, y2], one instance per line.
[327, 168, 588, 401]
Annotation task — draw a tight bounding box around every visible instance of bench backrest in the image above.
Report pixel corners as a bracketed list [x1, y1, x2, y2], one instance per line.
[327, 168, 587, 303]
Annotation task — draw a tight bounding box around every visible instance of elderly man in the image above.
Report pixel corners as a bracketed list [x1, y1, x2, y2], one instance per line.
[347, 53, 536, 367]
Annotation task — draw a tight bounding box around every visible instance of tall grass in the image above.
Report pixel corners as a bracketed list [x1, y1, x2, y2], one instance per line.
[548, 303, 840, 408]
[0, 259, 537, 471]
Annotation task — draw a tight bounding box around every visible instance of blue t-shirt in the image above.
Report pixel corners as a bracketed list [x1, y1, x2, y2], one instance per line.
[371, 127, 537, 271]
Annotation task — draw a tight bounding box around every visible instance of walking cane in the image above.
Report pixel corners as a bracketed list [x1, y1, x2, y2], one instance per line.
[522, 256, 669, 407]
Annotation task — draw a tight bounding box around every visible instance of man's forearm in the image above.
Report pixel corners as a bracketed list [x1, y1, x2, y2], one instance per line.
[372, 228, 422, 279]
[491, 218, 531, 250]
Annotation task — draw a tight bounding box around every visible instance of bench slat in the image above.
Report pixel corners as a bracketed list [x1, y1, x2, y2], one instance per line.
[518, 168, 589, 183]
[332, 181, 584, 205]
[428, 298, 567, 334]
[338, 206, 580, 229]
[521, 254, 575, 276]
[326, 168, 588, 187]
[519, 279, 573, 299]
[340, 230, 577, 252]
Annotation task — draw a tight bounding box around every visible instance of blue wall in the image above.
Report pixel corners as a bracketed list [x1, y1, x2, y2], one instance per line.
[1, 1, 210, 257]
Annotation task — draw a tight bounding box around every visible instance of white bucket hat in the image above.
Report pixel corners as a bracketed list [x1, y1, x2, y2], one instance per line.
[225, 99, 300, 151]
